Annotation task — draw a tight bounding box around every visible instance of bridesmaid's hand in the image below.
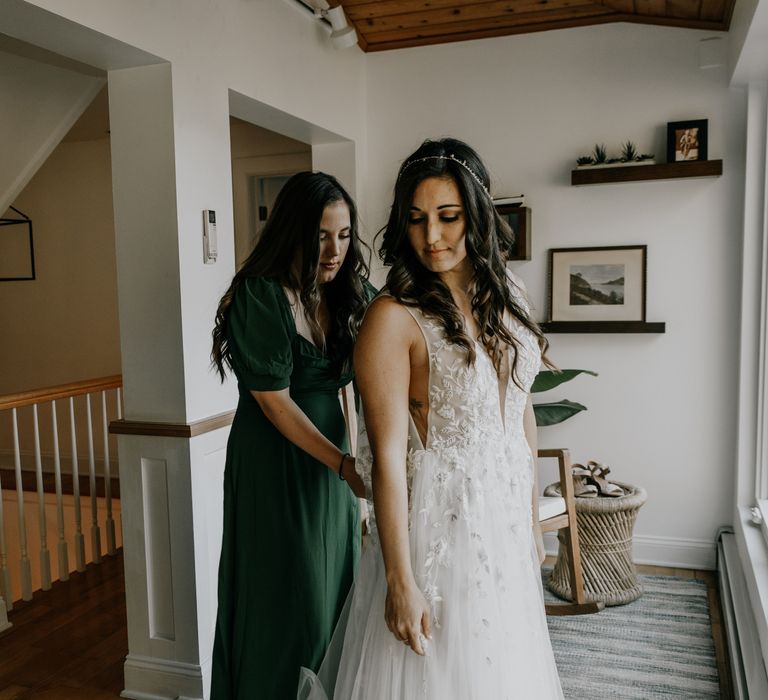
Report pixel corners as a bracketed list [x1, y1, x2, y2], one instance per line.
[341, 456, 366, 498]
[385, 577, 431, 655]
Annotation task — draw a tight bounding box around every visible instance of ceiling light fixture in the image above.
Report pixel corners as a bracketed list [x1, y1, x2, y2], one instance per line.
[323, 5, 357, 50]
[299, 0, 358, 50]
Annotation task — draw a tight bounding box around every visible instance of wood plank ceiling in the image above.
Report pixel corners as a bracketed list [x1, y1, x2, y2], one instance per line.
[342, 0, 736, 52]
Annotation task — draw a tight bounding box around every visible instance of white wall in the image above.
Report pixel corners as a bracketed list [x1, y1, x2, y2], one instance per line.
[0, 137, 120, 395]
[0, 47, 104, 216]
[365, 24, 745, 568]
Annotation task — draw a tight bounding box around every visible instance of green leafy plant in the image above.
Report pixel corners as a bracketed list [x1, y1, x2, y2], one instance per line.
[620, 141, 638, 162]
[592, 144, 607, 164]
[637, 153, 655, 162]
[576, 155, 594, 166]
[532, 369, 597, 426]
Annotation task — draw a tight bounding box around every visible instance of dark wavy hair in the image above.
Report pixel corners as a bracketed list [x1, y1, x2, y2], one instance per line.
[379, 138, 552, 386]
[212, 171, 370, 380]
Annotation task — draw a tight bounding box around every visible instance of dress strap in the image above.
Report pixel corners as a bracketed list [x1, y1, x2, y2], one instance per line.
[400, 305, 444, 352]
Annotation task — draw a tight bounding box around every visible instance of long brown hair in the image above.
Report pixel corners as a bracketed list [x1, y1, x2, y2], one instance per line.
[379, 138, 553, 387]
[212, 171, 370, 380]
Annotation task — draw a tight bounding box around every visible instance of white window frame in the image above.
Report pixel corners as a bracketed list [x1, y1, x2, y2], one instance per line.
[736, 79, 768, 678]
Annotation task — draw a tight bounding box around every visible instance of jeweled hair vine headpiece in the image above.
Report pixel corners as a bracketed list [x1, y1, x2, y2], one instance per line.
[399, 154, 491, 197]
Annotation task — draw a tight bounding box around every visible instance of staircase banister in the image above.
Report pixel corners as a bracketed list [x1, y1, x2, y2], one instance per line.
[0, 375, 123, 411]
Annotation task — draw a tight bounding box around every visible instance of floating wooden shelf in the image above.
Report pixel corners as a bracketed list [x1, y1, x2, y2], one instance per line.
[571, 160, 722, 186]
[540, 321, 666, 334]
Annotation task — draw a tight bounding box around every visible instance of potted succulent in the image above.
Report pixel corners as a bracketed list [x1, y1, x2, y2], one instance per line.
[620, 141, 655, 166]
[575, 144, 614, 169]
[575, 142, 655, 169]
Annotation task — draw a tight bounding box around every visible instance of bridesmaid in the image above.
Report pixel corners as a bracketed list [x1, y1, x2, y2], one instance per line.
[210, 171, 373, 699]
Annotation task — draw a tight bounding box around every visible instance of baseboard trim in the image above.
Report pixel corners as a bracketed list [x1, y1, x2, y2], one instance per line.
[122, 654, 203, 700]
[543, 532, 717, 569]
[631, 534, 717, 569]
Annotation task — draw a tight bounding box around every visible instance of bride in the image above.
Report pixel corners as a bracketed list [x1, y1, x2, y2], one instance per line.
[300, 138, 564, 699]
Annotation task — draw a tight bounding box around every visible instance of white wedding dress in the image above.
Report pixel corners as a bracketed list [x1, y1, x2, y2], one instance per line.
[299, 288, 564, 700]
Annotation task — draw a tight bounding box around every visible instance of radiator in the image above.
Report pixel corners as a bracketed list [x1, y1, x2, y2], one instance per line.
[718, 530, 768, 699]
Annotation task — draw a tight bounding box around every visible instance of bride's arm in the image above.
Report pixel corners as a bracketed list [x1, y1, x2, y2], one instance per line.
[354, 297, 431, 656]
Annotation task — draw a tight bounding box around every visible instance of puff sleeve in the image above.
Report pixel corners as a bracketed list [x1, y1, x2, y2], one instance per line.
[227, 277, 293, 391]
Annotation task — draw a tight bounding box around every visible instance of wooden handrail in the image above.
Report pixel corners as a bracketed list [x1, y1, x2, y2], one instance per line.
[0, 375, 122, 411]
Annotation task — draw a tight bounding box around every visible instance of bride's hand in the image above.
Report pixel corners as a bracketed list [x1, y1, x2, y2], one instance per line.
[384, 577, 431, 655]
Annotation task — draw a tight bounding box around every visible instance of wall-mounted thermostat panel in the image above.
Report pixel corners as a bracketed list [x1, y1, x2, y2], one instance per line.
[203, 209, 217, 264]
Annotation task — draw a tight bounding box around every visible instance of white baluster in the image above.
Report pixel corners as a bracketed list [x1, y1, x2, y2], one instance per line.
[102, 391, 116, 555]
[51, 400, 69, 581]
[32, 404, 51, 590]
[11, 409, 32, 601]
[85, 394, 101, 563]
[0, 590, 10, 633]
[116, 386, 123, 419]
[69, 397, 86, 572]
[0, 469, 12, 613]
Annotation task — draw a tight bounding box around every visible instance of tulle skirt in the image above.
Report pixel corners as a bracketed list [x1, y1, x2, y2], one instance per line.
[299, 446, 564, 700]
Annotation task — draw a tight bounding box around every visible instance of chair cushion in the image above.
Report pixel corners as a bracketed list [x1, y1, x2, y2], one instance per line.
[538, 496, 566, 521]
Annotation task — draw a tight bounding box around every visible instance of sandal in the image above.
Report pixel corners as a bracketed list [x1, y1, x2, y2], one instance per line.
[571, 464, 598, 498]
[586, 460, 624, 497]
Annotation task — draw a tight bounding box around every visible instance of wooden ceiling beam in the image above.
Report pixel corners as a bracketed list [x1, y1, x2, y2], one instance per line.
[617, 11, 728, 28]
[350, 0, 599, 33]
[665, 0, 702, 19]
[633, 0, 667, 15]
[366, 2, 616, 44]
[594, 0, 635, 12]
[359, 5, 617, 40]
[363, 12, 624, 50]
[343, 0, 734, 53]
[699, 0, 721, 19]
[345, 0, 492, 21]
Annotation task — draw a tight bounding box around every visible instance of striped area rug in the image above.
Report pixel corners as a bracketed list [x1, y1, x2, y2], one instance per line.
[544, 574, 720, 699]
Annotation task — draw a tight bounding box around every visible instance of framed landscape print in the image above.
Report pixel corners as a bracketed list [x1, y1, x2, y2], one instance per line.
[666, 119, 708, 162]
[548, 245, 647, 322]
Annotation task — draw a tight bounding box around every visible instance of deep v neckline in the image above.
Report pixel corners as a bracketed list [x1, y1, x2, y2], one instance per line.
[278, 285, 329, 357]
[474, 338, 509, 434]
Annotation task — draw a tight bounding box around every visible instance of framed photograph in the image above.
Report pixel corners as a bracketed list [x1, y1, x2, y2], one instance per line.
[666, 119, 708, 162]
[0, 207, 35, 282]
[548, 245, 647, 322]
[495, 204, 531, 261]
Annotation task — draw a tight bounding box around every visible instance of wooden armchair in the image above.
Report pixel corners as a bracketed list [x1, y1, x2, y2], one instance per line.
[537, 448, 603, 616]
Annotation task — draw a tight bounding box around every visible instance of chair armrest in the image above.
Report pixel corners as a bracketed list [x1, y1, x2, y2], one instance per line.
[537, 448, 576, 506]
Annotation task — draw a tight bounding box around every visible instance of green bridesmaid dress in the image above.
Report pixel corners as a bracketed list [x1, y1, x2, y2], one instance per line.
[210, 276, 360, 700]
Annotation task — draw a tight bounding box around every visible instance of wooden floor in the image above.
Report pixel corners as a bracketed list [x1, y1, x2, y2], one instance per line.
[0, 556, 732, 700]
[635, 563, 733, 700]
[0, 551, 126, 700]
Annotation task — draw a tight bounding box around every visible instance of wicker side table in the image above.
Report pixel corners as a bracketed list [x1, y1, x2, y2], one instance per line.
[543, 481, 647, 606]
